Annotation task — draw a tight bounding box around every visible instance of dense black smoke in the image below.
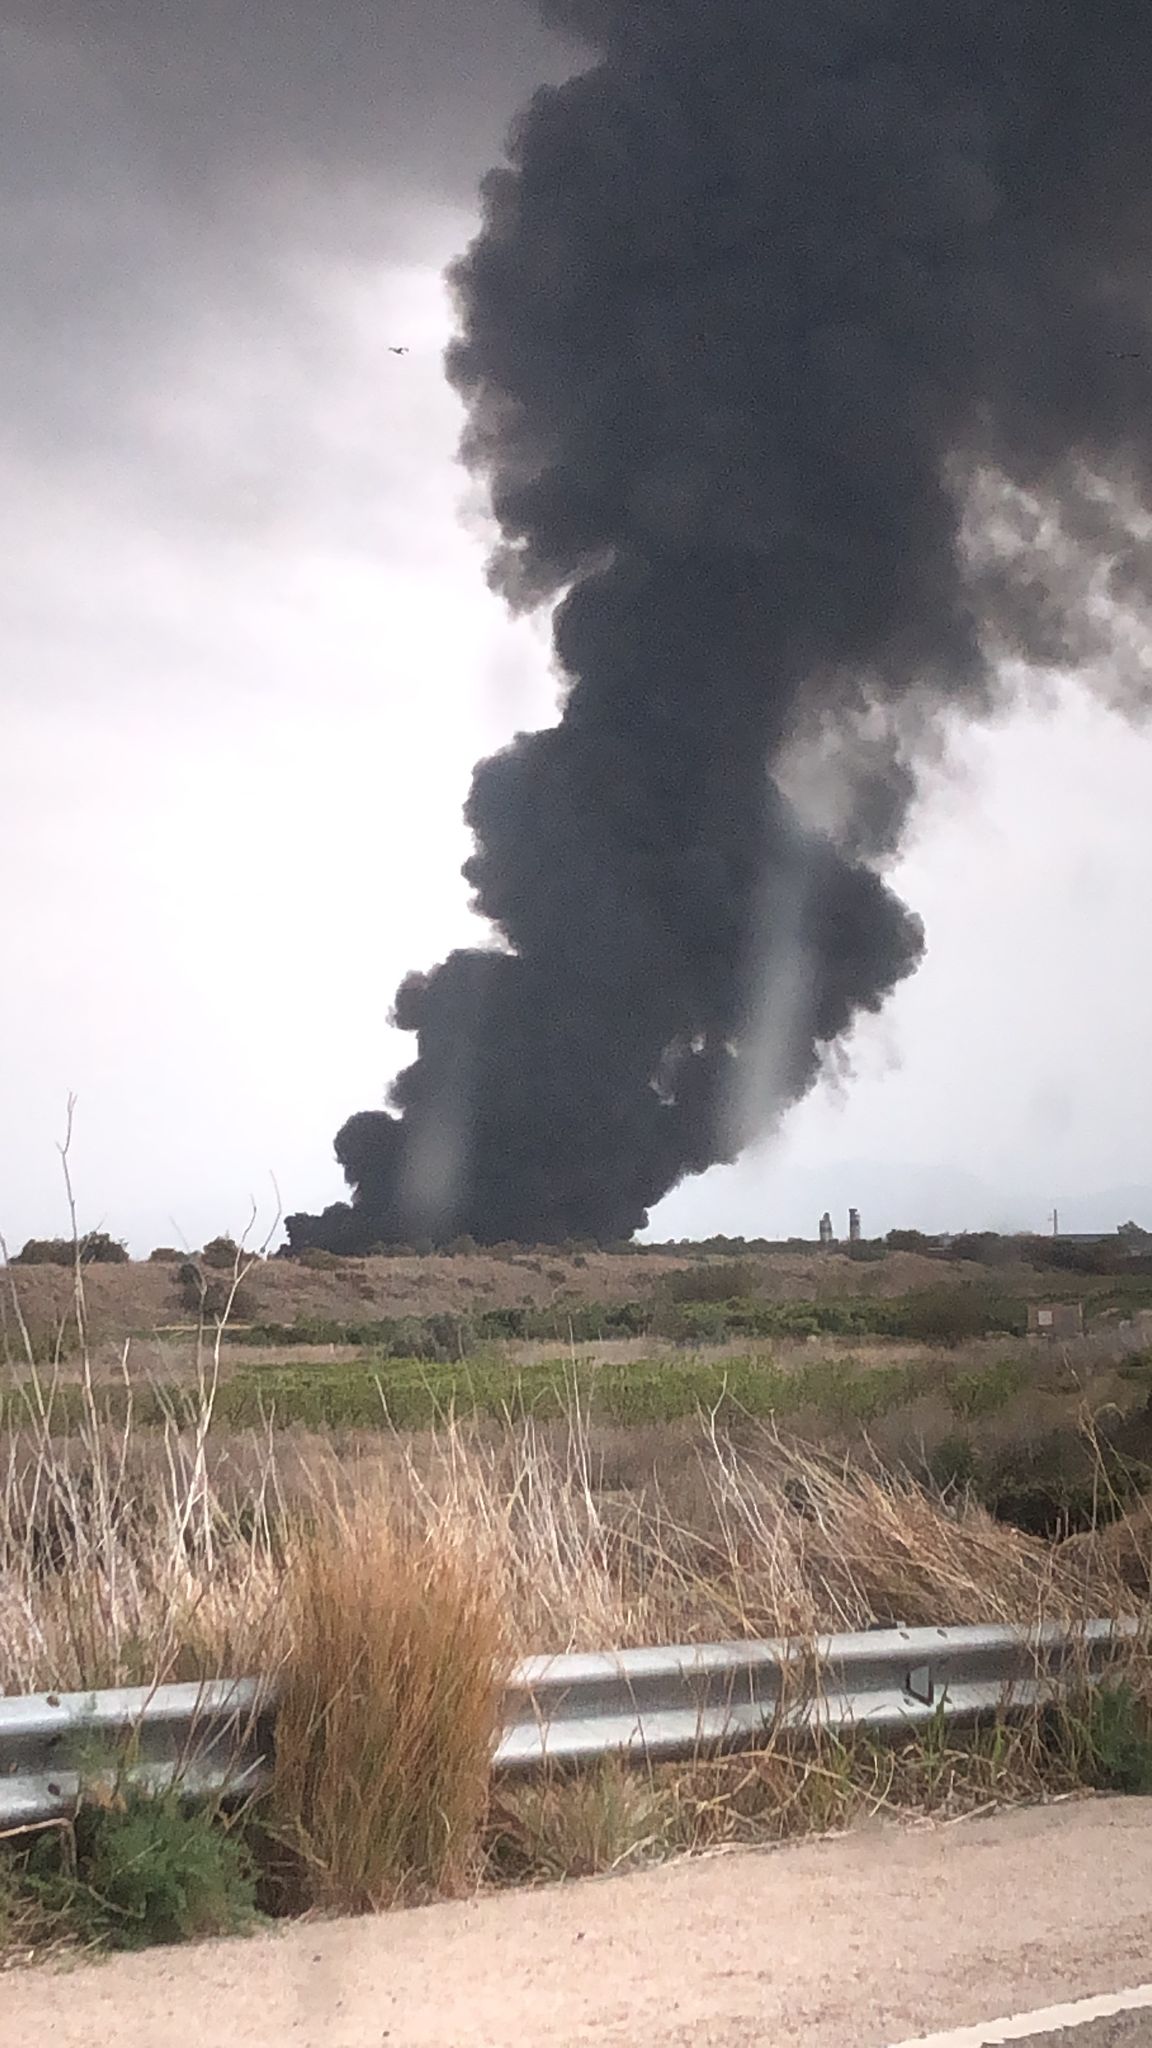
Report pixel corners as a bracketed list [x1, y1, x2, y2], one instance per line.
[289, 0, 1152, 1252]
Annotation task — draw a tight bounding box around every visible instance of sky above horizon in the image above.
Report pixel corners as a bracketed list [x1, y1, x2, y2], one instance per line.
[3, 1, 1150, 1256]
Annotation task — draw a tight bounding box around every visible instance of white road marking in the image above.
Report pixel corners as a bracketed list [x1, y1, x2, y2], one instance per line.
[886, 1982, 1152, 2047]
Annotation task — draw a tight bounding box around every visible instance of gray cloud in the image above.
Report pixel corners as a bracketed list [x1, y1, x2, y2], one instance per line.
[0, 2, 565, 486]
[4, 1, 561, 197]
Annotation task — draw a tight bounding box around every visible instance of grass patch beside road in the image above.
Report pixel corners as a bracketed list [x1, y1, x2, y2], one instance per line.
[1, 1387, 1150, 1964]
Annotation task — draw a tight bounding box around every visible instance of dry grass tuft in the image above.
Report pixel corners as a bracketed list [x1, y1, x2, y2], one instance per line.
[386, 1416, 1126, 1654]
[487, 1760, 670, 1886]
[0, 1402, 1137, 1697]
[264, 1505, 506, 1913]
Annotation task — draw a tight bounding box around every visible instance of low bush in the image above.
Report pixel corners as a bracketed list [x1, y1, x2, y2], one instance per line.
[13, 1232, 128, 1267]
[893, 1288, 1025, 1345]
[488, 1760, 665, 1886]
[659, 1261, 764, 1305]
[10, 1353, 938, 1439]
[927, 1433, 979, 1496]
[946, 1356, 1030, 1421]
[200, 1236, 241, 1271]
[1064, 1682, 1152, 1796]
[9, 1787, 259, 1952]
[226, 1290, 1028, 1359]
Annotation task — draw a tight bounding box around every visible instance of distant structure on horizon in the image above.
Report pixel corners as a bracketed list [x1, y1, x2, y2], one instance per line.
[818, 1212, 835, 1249]
[848, 1208, 862, 1244]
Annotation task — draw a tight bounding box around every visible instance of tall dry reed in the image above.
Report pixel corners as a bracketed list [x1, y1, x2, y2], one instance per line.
[266, 1504, 506, 1911]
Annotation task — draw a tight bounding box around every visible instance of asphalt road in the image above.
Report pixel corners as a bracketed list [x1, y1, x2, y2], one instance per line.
[1, 1797, 1149, 2046]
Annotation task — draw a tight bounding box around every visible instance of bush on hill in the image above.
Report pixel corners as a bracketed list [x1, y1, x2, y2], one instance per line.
[13, 1232, 128, 1267]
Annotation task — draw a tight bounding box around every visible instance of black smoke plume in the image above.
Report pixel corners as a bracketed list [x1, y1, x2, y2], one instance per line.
[289, 0, 1152, 1252]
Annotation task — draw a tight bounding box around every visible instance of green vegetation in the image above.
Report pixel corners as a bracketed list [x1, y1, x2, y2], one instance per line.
[946, 1356, 1030, 1421]
[0, 1344, 1064, 1442]
[1063, 1682, 1152, 1796]
[3, 1787, 259, 1953]
[228, 1284, 1030, 1359]
[0, 1352, 947, 1435]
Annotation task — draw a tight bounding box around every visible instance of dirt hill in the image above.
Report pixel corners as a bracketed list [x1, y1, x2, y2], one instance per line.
[1, 1244, 1077, 1350]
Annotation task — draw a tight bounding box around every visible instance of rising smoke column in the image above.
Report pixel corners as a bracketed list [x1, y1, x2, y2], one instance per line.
[289, 0, 1152, 1251]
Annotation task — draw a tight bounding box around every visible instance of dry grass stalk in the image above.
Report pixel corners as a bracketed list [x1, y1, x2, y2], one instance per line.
[1, 1397, 1142, 1695]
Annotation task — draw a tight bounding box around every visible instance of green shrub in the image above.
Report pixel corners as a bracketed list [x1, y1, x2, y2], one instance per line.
[19, 1236, 77, 1266]
[83, 1232, 130, 1265]
[200, 1236, 241, 1271]
[789, 1358, 922, 1428]
[659, 1261, 763, 1305]
[175, 1260, 205, 1313]
[19, 1788, 259, 1951]
[927, 1434, 978, 1495]
[947, 1357, 1029, 1421]
[947, 1233, 1017, 1268]
[1072, 1683, 1152, 1796]
[893, 1288, 1025, 1345]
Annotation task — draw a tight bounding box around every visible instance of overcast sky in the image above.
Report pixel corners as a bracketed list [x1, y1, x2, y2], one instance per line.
[3, 1, 1150, 1255]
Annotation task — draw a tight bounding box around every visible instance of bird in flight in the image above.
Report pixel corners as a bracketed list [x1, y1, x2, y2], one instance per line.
[389, 346, 410, 357]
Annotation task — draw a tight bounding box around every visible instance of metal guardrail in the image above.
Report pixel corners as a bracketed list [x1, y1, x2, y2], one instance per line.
[0, 1678, 272, 1830]
[0, 1620, 1137, 1828]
